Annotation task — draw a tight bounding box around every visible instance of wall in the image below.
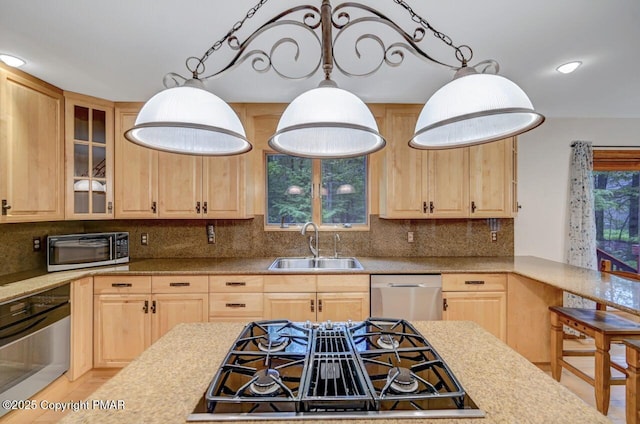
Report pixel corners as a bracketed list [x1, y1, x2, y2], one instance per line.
[515, 117, 640, 262]
[1, 216, 513, 276]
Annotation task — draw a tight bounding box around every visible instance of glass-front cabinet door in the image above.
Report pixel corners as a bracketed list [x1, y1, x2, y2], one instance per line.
[64, 92, 114, 219]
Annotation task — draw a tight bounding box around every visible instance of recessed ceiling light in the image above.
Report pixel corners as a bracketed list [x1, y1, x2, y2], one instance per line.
[0, 54, 26, 68]
[556, 61, 582, 74]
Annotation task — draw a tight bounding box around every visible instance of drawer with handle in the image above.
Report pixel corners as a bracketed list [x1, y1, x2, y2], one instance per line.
[442, 273, 507, 292]
[209, 293, 263, 317]
[152, 275, 208, 293]
[94, 275, 151, 294]
[209, 275, 264, 293]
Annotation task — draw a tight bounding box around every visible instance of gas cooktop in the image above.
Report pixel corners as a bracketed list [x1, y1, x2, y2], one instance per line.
[188, 318, 484, 421]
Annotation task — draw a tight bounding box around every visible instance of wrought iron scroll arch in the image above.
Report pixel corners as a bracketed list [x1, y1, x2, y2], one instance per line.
[161, 1, 499, 89]
[330, 2, 462, 78]
[163, 5, 323, 88]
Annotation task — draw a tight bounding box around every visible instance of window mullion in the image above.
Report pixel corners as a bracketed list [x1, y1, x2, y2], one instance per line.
[312, 159, 322, 224]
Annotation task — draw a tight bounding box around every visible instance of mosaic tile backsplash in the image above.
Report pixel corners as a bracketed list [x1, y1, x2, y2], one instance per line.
[0, 216, 513, 275]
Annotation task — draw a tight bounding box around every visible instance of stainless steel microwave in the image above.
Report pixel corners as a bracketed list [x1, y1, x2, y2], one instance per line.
[47, 232, 129, 272]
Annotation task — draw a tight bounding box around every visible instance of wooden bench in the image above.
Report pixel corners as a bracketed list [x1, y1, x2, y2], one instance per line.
[549, 306, 640, 415]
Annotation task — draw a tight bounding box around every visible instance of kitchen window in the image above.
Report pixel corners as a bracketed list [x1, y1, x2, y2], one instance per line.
[593, 149, 640, 272]
[265, 154, 368, 228]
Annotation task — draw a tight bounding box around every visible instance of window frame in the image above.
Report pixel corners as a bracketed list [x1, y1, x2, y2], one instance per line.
[263, 151, 370, 231]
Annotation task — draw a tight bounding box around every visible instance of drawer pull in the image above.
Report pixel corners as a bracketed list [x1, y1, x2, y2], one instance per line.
[225, 303, 246, 308]
[225, 282, 246, 286]
[111, 283, 132, 287]
[464, 280, 485, 285]
[169, 282, 190, 287]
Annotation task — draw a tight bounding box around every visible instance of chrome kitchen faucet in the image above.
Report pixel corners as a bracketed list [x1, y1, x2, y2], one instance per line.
[301, 222, 319, 259]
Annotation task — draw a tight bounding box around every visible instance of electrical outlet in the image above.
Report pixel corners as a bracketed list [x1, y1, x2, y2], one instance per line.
[32, 237, 41, 252]
[141, 233, 148, 246]
[407, 232, 414, 243]
[491, 231, 498, 242]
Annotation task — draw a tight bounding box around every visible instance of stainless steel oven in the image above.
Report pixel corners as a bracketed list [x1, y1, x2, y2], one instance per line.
[47, 232, 129, 272]
[0, 284, 70, 417]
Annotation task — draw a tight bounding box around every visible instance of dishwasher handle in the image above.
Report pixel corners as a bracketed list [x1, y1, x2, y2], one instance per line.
[387, 283, 426, 288]
[371, 280, 442, 289]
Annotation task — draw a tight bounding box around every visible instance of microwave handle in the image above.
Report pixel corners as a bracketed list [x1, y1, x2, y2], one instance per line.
[110, 235, 113, 260]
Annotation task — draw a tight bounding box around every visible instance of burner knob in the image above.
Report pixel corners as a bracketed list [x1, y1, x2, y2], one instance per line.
[325, 320, 333, 330]
[305, 320, 312, 329]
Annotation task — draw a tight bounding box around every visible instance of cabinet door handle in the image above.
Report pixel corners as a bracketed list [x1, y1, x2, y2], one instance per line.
[225, 282, 246, 287]
[151, 201, 157, 213]
[429, 201, 434, 213]
[465, 280, 486, 285]
[1, 199, 11, 215]
[111, 283, 132, 288]
[143, 300, 149, 314]
[203, 201, 208, 214]
[310, 299, 315, 312]
[443, 298, 448, 311]
[196, 201, 201, 213]
[151, 300, 156, 314]
[471, 201, 477, 213]
[318, 299, 323, 312]
[422, 201, 427, 213]
[169, 282, 190, 287]
[107, 201, 113, 213]
[225, 303, 246, 308]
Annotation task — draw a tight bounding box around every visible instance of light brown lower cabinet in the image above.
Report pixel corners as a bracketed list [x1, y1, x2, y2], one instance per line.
[209, 275, 264, 321]
[442, 273, 507, 342]
[262, 274, 370, 322]
[93, 275, 207, 368]
[69, 276, 93, 381]
[263, 292, 317, 321]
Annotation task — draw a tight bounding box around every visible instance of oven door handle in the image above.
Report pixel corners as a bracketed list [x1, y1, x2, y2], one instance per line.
[0, 315, 47, 342]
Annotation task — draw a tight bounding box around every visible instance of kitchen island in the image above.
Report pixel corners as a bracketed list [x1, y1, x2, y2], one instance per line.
[58, 320, 609, 424]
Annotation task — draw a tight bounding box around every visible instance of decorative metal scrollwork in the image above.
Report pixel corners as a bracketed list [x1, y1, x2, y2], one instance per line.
[162, 1, 497, 89]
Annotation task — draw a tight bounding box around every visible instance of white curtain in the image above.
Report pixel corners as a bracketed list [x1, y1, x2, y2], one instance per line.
[566, 140, 597, 309]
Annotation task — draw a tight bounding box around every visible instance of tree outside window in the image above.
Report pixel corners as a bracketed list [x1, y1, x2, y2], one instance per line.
[266, 154, 367, 227]
[594, 150, 640, 272]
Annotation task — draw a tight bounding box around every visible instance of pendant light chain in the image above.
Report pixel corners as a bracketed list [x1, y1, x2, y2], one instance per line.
[187, 0, 270, 78]
[392, 0, 472, 66]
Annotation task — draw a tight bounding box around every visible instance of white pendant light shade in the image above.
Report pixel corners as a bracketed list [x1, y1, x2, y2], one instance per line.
[74, 180, 106, 192]
[269, 85, 385, 158]
[125, 85, 251, 156]
[410, 73, 544, 149]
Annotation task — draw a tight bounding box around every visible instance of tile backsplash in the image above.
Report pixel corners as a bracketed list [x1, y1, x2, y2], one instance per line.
[1, 216, 513, 275]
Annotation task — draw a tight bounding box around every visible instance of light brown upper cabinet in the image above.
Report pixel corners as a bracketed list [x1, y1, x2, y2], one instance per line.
[64, 92, 114, 219]
[114, 103, 252, 219]
[114, 103, 158, 219]
[0, 65, 64, 222]
[379, 105, 516, 219]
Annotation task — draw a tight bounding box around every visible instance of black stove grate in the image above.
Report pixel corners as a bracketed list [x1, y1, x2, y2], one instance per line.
[197, 319, 482, 420]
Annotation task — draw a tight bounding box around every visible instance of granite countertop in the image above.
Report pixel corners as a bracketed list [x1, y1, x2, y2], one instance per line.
[58, 320, 609, 424]
[2, 255, 640, 315]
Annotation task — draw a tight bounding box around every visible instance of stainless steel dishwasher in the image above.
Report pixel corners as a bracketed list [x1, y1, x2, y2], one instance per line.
[370, 274, 442, 320]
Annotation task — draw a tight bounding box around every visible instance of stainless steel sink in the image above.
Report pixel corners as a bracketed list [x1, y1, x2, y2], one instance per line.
[268, 257, 363, 271]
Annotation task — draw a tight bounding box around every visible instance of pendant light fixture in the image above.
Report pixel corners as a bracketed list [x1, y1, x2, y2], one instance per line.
[268, 1, 384, 158]
[127, 0, 543, 157]
[125, 78, 251, 155]
[410, 65, 545, 149]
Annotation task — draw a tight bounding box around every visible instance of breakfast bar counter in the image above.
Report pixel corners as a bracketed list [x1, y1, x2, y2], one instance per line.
[58, 320, 609, 424]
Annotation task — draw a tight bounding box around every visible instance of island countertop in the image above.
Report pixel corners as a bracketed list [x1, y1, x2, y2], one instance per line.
[58, 320, 609, 424]
[2, 256, 640, 316]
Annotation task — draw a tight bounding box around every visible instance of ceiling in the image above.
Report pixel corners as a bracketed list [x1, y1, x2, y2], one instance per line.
[1, 0, 639, 118]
